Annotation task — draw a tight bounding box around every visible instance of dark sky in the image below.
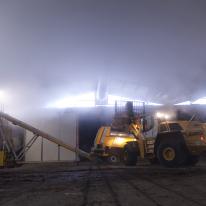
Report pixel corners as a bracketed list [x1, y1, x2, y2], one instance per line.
[0, 0, 206, 112]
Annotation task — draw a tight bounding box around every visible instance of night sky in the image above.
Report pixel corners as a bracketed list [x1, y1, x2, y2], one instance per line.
[0, 0, 206, 113]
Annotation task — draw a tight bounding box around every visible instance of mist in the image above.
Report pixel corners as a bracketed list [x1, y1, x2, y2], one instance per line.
[0, 0, 206, 115]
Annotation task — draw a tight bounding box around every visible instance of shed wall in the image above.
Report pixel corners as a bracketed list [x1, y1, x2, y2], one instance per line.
[25, 110, 78, 162]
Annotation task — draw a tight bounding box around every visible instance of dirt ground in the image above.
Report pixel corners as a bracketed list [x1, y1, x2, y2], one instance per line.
[1, 160, 206, 206]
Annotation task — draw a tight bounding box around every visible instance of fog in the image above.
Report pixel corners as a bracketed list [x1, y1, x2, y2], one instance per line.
[0, 0, 206, 114]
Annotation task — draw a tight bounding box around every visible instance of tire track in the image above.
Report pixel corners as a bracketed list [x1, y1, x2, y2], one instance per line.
[141, 175, 204, 206]
[98, 165, 164, 206]
[115, 172, 163, 206]
[98, 165, 122, 206]
[120, 169, 203, 206]
[81, 165, 93, 206]
[81, 164, 122, 206]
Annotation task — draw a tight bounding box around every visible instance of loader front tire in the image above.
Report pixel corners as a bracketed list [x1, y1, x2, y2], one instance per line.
[123, 145, 138, 166]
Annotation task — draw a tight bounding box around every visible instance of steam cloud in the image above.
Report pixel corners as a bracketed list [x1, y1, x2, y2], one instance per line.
[0, 0, 206, 114]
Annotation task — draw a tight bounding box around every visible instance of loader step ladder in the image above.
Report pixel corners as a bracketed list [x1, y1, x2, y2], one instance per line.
[0, 112, 91, 161]
[144, 139, 155, 154]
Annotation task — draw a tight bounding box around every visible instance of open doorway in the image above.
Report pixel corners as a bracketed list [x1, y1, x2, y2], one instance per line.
[78, 109, 112, 155]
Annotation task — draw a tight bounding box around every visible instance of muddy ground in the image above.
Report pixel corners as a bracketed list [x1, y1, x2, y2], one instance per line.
[1, 161, 206, 206]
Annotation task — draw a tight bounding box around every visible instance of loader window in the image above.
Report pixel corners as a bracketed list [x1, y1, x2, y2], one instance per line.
[142, 116, 154, 132]
[168, 123, 183, 131]
[159, 124, 167, 132]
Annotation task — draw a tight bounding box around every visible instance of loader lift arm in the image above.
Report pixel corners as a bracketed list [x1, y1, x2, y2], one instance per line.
[0, 112, 91, 160]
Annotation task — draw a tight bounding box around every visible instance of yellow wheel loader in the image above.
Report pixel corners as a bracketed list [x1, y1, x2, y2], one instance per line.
[92, 101, 206, 167]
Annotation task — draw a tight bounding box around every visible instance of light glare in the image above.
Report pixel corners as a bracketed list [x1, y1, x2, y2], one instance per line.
[47, 93, 163, 108]
[108, 95, 162, 106]
[175, 97, 206, 105]
[47, 92, 95, 108]
[156, 112, 170, 119]
[192, 97, 206, 105]
[0, 90, 8, 103]
[175, 101, 192, 105]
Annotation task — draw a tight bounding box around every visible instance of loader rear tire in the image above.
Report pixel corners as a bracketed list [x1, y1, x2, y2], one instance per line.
[123, 146, 137, 166]
[157, 142, 187, 168]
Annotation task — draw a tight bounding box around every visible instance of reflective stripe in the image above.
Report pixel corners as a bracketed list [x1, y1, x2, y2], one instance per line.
[94, 127, 104, 146]
[100, 127, 109, 144]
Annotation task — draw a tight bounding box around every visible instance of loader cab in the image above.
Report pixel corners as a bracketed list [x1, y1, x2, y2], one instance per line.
[141, 115, 155, 132]
[159, 122, 183, 133]
[141, 115, 159, 139]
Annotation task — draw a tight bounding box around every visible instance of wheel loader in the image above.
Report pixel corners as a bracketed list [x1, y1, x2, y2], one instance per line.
[92, 101, 206, 167]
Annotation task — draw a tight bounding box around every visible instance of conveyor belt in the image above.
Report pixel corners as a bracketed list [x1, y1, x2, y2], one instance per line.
[0, 112, 91, 160]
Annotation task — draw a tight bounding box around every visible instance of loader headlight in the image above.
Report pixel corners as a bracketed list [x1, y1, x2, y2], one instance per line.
[200, 135, 206, 143]
[114, 137, 127, 145]
[113, 137, 136, 146]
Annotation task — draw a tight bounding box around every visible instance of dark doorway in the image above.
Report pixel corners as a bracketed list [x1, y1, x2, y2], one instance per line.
[78, 109, 112, 154]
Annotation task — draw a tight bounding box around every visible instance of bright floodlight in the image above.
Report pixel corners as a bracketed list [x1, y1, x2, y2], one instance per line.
[0, 90, 7, 103]
[108, 95, 132, 105]
[175, 97, 206, 105]
[146, 102, 163, 106]
[156, 112, 163, 118]
[175, 101, 192, 105]
[164, 114, 170, 119]
[108, 94, 162, 106]
[47, 93, 163, 108]
[46, 92, 96, 108]
[192, 97, 206, 105]
[156, 112, 170, 119]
